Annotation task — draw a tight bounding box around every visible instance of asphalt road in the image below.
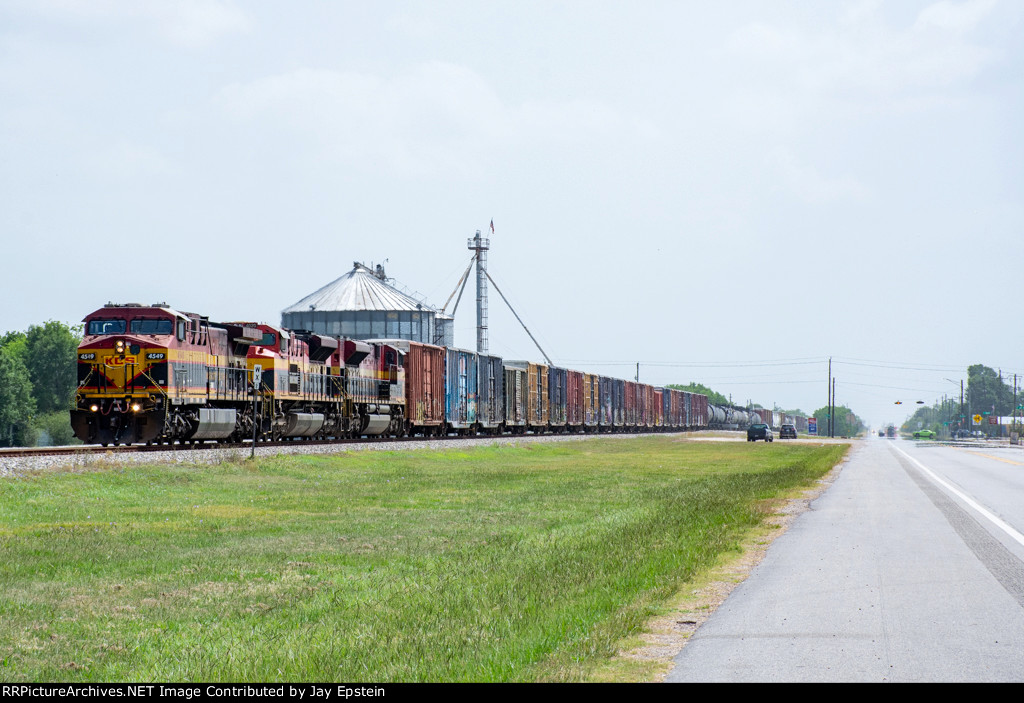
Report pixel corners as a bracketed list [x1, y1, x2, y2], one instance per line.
[666, 436, 1024, 682]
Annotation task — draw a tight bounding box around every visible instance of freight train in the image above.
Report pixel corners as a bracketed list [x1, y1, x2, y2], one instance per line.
[71, 302, 794, 446]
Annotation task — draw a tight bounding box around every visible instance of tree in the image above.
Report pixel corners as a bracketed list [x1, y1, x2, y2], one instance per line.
[1, 330, 28, 364]
[901, 401, 951, 437]
[0, 346, 36, 447]
[966, 364, 1013, 417]
[810, 404, 865, 437]
[24, 321, 81, 414]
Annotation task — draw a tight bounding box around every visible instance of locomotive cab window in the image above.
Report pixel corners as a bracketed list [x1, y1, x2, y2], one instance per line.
[130, 319, 174, 335]
[87, 319, 127, 335]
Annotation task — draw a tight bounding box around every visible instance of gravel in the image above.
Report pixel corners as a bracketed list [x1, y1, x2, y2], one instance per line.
[0, 432, 665, 479]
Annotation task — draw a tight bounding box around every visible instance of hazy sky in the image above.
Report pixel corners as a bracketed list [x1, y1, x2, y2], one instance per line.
[2, 0, 1021, 428]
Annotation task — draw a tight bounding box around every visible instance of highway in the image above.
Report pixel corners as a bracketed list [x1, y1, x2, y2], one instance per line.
[666, 436, 1024, 682]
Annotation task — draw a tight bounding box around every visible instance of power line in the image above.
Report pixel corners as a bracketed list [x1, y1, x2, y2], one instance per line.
[557, 357, 825, 368]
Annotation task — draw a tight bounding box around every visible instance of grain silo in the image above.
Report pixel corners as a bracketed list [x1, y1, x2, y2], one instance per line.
[281, 262, 450, 344]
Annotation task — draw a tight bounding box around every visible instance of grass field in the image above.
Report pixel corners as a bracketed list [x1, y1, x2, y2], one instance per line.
[0, 436, 847, 682]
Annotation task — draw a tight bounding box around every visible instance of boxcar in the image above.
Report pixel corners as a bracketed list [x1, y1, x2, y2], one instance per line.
[583, 373, 600, 429]
[693, 394, 709, 429]
[597, 376, 613, 429]
[477, 353, 504, 431]
[548, 365, 568, 430]
[624, 381, 639, 428]
[445, 347, 478, 431]
[502, 362, 528, 432]
[507, 361, 548, 431]
[657, 388, 673, 429]
[370, 339, 445, 435]
[644, 385, 656, 428]
[567, 369, 585, 429]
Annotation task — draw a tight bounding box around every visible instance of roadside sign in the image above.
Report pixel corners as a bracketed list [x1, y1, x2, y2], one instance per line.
[988, 416, 997, 425]
[253, 364, 263, 388]
[972, 414, 983, 425]
[808, 417, 817, 435]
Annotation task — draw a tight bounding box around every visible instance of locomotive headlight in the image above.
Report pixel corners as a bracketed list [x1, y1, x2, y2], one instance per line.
[131, 403, 141, 412]
[115, 340, 125, 354]
[90, 404, 99, 412]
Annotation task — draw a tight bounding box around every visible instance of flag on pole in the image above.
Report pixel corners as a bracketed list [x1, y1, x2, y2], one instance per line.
[489, 219, 494, 233]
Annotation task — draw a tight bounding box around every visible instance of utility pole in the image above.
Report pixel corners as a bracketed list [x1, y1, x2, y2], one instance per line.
[827, 357, 832, 438]
[831, 377, 836, 438]
[961, 380, 965, 437]
[1007, 376, 1015, 442]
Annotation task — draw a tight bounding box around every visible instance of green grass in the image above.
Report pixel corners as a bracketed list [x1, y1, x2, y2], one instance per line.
[0, 436, 847, 682]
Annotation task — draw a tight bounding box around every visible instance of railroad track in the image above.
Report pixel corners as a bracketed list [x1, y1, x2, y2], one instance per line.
[0, 428, 674, 461]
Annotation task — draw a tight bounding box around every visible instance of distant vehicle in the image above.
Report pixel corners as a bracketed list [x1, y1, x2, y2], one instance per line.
[878, 430, 885, 437]
[747, 423, 774, 442]
[913, 429, 935, 439]
[886, 425, 896, 439]
[779, 424, 797, 439]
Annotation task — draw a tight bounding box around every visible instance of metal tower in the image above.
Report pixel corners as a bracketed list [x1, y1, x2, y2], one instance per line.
[467, 229, 489, 354]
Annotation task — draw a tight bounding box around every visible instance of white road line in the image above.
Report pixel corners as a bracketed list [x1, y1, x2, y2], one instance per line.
[893, 444, 1024, 549]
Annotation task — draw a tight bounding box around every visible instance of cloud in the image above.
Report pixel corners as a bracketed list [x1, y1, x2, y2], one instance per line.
[92, 140, 174, 180]
[9, 0, 251, 47]
[726, 0, 999, 101]
[767, 147, 871, 204]
[214, 62, 656, 176]
[915, 0, 997, 31]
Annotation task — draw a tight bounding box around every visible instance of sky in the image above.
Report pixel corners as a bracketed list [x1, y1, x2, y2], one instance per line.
[1, 0, 1021, 429]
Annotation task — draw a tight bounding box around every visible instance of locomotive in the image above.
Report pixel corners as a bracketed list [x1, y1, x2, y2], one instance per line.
[71, 303, 405, 446]
[71, 302, 785, 447]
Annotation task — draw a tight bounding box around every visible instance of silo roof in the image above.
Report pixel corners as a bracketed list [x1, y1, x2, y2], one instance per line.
[282, 263, 431, 314]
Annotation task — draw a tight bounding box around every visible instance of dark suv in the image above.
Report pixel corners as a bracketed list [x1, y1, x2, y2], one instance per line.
[779, 424, 797, 439]
[747, 423, 773, 442]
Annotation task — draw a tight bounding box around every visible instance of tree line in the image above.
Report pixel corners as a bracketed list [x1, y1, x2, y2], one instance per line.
[0, 321, 81, 446]
[902, 363, 1022, 437]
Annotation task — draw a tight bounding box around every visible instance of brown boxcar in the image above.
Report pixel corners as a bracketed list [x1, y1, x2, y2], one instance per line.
[507, 361, 548, 431]
[644, 385, 656, 428]
[692, 393, 709, 428]
[374, 339, 445, 434]
[567, 369, 584, 428]
[583, 373, 600, 428]
[624, 381, 638, 427]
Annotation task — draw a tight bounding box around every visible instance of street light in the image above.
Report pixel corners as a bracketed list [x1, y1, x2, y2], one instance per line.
[944, 378, 965, 439]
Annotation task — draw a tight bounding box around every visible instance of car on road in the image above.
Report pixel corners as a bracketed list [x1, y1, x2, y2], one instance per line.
[779, 423, 797, 439]
[913, 429, 936, 439]
[747, 423, 774, 442]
